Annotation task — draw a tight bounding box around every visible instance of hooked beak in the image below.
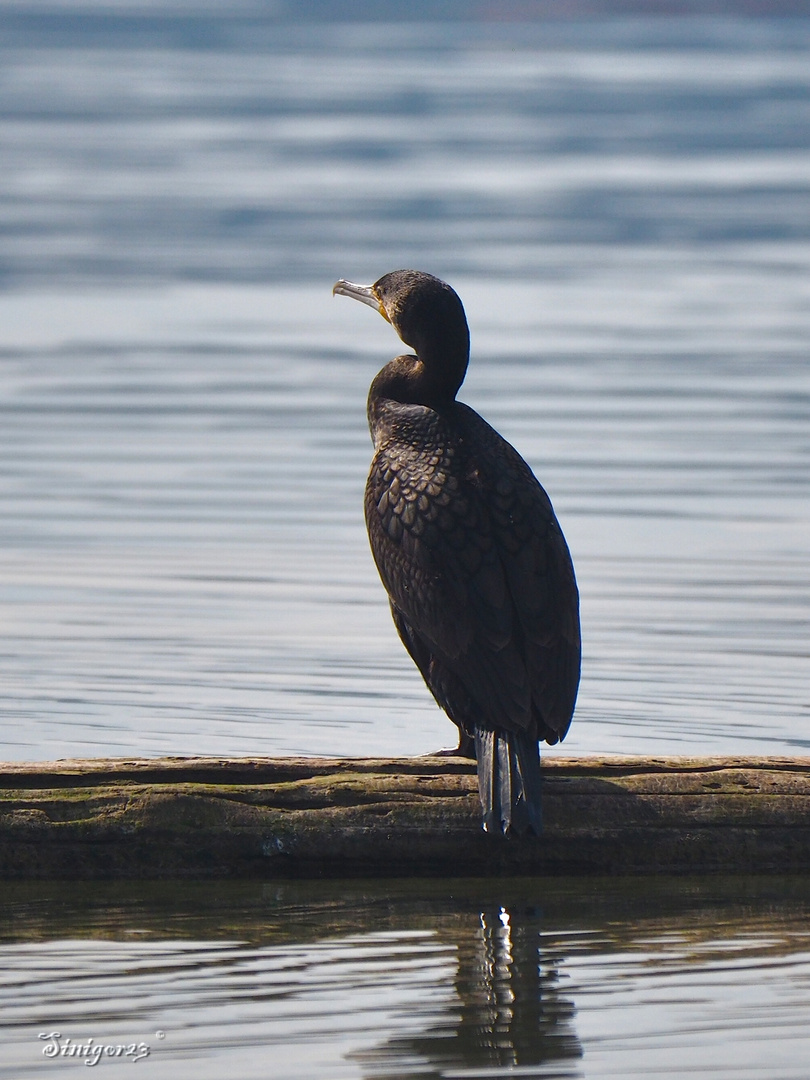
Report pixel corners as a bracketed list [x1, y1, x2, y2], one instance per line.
[332, 279, 390, 322]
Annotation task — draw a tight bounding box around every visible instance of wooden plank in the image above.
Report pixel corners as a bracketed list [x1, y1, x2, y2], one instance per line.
[0, 755, 808, 879]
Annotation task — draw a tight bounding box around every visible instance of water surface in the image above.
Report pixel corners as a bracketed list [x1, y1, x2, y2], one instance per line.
[0, 12, 808, 759]
[2, 876, 810, 1079]
[2, 12, 809, 1078]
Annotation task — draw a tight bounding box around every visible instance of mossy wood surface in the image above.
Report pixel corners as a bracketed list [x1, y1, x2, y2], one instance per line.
[0, 755, 809, 879]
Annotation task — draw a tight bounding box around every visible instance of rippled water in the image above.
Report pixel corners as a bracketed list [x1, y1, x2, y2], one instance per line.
[2, 877, 810, 1079]
[1, 8, 808, 761]
[1, 14, 810, 1071]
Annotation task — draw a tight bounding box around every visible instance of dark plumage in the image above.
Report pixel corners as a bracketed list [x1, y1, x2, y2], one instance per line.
[333, 270, 580, 835]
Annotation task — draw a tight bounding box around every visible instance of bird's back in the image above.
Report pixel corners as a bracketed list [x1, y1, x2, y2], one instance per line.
[365, 397, 580, 746]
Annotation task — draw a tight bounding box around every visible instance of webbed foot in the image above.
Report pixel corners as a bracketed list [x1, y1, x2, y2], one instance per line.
[431, 733, 475, 759]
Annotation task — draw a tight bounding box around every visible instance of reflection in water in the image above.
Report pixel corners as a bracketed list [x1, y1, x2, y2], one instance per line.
[360, 905, 581, 1078]
[4, 877, 807, 1079]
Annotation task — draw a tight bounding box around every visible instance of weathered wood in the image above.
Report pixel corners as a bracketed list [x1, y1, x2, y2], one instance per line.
[0, 755, 809, 879]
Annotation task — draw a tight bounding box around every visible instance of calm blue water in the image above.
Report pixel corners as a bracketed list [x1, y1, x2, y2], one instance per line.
[1, 9, 810, 1076]
[0, 9, 808, 762]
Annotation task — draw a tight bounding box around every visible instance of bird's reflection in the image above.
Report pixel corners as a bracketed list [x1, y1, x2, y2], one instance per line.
[359, 903, 582, 1079]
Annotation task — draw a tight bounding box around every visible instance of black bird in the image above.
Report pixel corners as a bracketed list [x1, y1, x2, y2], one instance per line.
[333, 270, 580, 835]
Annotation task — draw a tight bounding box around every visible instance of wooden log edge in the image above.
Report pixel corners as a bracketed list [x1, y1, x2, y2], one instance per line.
[0, 755, 809, 879]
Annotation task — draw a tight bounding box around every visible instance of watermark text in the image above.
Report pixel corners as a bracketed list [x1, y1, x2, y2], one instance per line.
[39, 1031, 157, 1066]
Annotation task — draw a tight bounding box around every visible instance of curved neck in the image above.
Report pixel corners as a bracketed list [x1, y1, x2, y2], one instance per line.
[367, 353, 463, 418]
[414, 318, 470, 401]
[370, 315, 470, 408]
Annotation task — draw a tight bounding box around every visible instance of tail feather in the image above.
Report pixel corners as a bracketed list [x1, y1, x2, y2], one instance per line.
[474, 727, 542, 836]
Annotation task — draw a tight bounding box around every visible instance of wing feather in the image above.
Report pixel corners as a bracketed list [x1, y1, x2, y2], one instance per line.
[365, 400, 580, 743]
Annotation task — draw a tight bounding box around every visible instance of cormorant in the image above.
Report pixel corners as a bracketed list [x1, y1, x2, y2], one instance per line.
[333, 270, 580, 835]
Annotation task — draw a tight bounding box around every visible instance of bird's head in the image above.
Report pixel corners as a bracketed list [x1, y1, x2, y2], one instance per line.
[333, 269, 470, 405]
